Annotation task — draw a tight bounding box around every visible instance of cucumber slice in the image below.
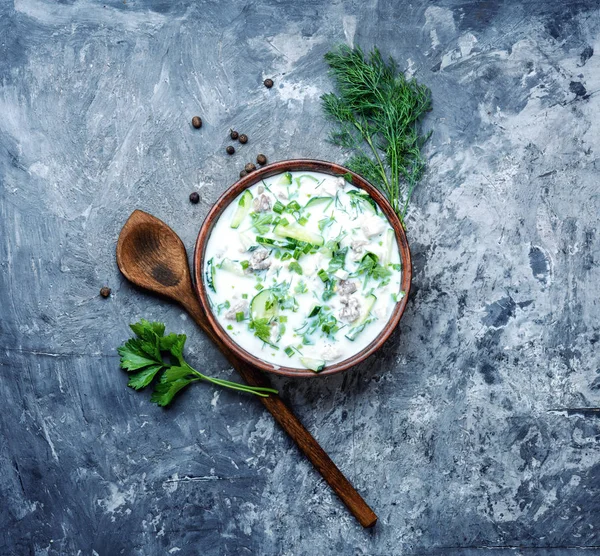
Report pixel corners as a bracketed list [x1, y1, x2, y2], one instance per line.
[380, 229, 395, 266]
[206, 257, 217, 293]
[304, 196, 334, 210]
[294, 174, 319, 188]
[300, 357, 325, 373]
[219, 258, 244, 276]
[250, 289, 278, 320]
[345, 294, 377, 341]
[230, 190, 253, 229]
[238, 231, 255, 251]
[278, 172, 292, 185]
[347, 190, 378, 214]
[273, 221, 324, 246]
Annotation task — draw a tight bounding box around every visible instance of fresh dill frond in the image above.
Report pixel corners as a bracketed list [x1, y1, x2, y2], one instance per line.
[322, 45, 432, 223]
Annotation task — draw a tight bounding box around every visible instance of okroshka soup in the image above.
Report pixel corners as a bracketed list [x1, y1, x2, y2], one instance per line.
[203, 170, 404, 372]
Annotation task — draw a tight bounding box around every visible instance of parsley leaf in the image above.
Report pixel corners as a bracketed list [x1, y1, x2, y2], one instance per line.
[118, 320, 277, 406]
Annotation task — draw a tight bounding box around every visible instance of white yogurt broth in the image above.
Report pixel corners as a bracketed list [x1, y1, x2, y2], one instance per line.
[203, 170, 403, 372]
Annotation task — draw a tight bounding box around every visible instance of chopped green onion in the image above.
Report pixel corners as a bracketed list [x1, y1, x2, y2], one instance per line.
[235, 312, 245, 322]
[241, 260, 250, 270]
[317, 269, 329, 282]
[273, 200, 285, 214]
[284, 346, 295, 357]
[255, 283, 264, 291]
[298, 216, 308, 226]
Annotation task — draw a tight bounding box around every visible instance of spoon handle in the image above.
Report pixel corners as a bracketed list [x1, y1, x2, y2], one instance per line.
[178, 289, 378, 528]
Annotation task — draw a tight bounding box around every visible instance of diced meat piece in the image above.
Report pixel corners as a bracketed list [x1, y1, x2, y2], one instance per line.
[249, 247, 271, 271]
[351, 240, 368, 253]
[321, 344, 342, 362]
[252, 194, 271, 213]
[257, 185, 265, 194]
[339, 296, 361, 323]
[373, 305, 387, 320]
[337, 279, 357, 296]
[361, 215, 386, 238]
[272, 185, 288, 200]
[225, 300, 248, 320]
[335, 177, 347, 189]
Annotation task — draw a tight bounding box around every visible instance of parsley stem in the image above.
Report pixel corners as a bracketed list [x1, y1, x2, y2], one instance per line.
[185, 364, 278, 397]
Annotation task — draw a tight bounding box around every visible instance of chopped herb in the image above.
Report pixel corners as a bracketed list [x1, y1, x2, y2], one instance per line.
[255, 283, 264, 291]
[250, 212, 275, 234]
[241, 293, 248, 299]
[273, 200, 285, 214]
[298, 216, 309, 226]
[289, 261, 303, 275]
[294, 280, 308, 294]
[284, 346, 295, 357]
[235, 312, 245, 322]
[281, 252, 292, 261]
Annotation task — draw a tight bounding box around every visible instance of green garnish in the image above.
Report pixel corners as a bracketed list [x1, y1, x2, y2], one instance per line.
[289, 261, 303, 275]
[298, 216, 309, 226]
[249, 317, 275, 346]
[284, 346, 295, 357]
[273, 200, 285, 214]
[294, 280, 308, 294]
[322, 45, 432, 223]
[235, 312, 245, 322]
[250, 212, 275, 234]
[117, 319, 277, 406]
[355, 252, 391, 281]
[317, 269, 329, 282]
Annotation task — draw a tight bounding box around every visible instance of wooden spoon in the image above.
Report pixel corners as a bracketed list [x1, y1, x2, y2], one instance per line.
[116, 209, 378, 528]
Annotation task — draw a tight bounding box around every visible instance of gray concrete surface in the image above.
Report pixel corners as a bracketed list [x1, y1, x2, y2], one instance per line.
[2, 0, 600, 554]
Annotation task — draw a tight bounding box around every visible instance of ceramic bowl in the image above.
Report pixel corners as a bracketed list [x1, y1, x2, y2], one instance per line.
[194, 159, 411, 378]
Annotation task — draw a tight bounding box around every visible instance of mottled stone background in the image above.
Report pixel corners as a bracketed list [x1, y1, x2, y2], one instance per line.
[1, 0, 600, 554]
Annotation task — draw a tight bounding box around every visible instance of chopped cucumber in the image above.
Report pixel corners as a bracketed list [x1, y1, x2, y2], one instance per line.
[206, 257, 217, 293]
[304, 196, 334, 209]
[230, 190, 253, 229]
[274, 221, 324, 246]
[300, 357, 325, 373]
[345, 294, 377, 341]
[238, 230, 255, 251]
[278, 172, 292, 185]
[347, 190, 378, 214]
[250, 289, 278, 320]
[219, 258, 245, 276]
[380, 229, 395, 266]
[294, 174, 320, 189]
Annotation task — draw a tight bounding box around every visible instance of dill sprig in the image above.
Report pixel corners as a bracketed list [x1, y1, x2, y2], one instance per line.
[322, 45, 432, 223]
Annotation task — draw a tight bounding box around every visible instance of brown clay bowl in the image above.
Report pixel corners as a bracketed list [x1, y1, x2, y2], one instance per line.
[193, 159, 411, 378]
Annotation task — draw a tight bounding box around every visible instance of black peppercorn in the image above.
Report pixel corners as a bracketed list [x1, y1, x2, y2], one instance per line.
[238, 134, 248, 144]
[100, 286, 111, 298]
[226, 146, 235, 155]
[264, 78, 274, 89]
[240, 170, 248, 178]
[189, 192, 200, 204]
[245, 162, 256, 173]
[191, 116, 202, 129]
[256, 154, 267, 165]
[230, 129, 239, 140]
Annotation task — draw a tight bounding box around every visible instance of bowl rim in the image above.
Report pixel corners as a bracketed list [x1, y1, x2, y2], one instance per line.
[193, 158, 412, 378]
